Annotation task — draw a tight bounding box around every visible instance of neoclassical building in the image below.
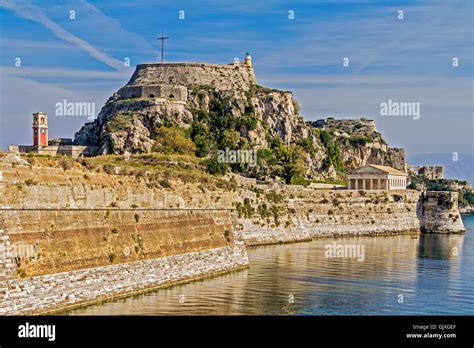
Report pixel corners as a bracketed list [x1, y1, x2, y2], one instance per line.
[348, 164, 407, 190]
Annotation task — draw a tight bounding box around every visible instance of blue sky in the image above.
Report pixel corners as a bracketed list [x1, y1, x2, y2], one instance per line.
[0, 0, 473, 157]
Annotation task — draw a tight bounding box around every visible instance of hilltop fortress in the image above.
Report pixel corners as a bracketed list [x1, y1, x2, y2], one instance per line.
[72, 54, 408, 179]
[119, 60, 257, 96]
[115, 53, 256, 101]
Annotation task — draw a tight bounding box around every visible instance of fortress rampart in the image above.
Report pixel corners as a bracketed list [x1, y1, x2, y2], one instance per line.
[126, 62, 257, 91]
[0, 163, 464, 314]
[117, 84, 188, 101]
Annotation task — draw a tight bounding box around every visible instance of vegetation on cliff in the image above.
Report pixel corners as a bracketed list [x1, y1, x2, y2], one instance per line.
[74, 69, 407, 184]
[409, 175, 474, 209]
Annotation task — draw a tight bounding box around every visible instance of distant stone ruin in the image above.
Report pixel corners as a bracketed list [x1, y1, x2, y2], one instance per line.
[411, 165, 444, 180]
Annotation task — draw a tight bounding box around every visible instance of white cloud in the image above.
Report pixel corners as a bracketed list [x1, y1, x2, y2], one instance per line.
[0, 0, 125, 70]
[1, 66, 131, 80]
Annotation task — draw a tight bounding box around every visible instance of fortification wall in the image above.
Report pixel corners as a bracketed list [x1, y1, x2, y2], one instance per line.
[117, 84, 188, 101]
[0, 163, 465, 314]
[235, 188, 423, 246]
[236, 188, 464, 246]
[1, 209, 235, 277]
[0, 164, 235, 210]
[412, 165, 444, 180]
[8, 145, 98, 158]
[0, 164, 248, 315]
[0, 241, 248, 315]
[0, 207, 248, 315]
[126, 62, 257, 91]
[419, 191, 465, 233]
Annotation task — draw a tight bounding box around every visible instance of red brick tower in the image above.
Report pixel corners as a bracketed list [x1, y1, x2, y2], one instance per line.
[32, 112, 48, 146]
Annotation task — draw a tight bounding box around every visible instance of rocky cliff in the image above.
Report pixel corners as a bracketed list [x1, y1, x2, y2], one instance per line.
[309, 118, 406, 173]
[74, 61, 406, 180]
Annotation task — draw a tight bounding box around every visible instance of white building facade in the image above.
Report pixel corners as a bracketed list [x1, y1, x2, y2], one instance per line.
[348, 164, 407, 190]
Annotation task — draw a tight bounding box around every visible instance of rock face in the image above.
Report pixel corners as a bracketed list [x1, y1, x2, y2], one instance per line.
[74, 62, 309, 155]
[310, 118, 407, 173]
[74, 61, 407, 178]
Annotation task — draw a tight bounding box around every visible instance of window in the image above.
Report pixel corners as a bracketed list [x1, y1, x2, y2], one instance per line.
[40, 117, 45, 124]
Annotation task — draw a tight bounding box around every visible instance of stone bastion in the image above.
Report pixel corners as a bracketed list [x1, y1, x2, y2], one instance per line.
[125, 62, 257, 91]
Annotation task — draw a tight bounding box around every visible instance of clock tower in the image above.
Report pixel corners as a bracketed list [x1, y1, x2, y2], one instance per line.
[33, 112, 48, 146]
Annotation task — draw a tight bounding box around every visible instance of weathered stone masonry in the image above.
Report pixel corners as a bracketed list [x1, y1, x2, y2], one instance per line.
[0, 208, 248, 315]
[0, 166, 249, 315]
[0, 163, 464, 314]
[0, 241, 248, 315]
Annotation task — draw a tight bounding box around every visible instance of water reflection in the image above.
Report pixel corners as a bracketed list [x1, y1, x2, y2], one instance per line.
[63, 215, 474, 316]
[418, 233, 464, 260]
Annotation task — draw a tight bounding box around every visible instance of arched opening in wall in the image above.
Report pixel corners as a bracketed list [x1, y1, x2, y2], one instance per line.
[169, 94, 175, 99]
[149, 94, 155, 98]
[40, 118, 44, 124]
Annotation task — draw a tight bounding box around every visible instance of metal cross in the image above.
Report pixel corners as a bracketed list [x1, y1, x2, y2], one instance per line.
[157, 30, 169, 63]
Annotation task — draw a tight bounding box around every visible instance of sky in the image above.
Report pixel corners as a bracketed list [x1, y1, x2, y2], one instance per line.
[0, 0, 473, 158]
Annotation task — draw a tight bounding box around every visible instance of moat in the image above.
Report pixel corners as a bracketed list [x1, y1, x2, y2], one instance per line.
[63, 215, 474, 316]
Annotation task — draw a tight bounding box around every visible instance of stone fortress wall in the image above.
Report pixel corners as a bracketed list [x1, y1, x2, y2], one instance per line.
[116, 84, 188, 102]
[0, 208, 248, 315]
[8, 145, 98, 159]
[310, 118, 377, 134]
[0, 164, 248, 315]
[411, 165, 444, 180]
[0, 163, 464, 314]
[126, 62, 257, 91]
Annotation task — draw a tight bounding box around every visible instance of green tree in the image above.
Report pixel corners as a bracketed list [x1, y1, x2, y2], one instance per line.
[190, 121, 216, 157]
[271, 144, 306, 184]
[152, 126, 196, 155]
[204, 156, 229, 175]
[220, 130, 241, 149]
[319, 130, 344, 173]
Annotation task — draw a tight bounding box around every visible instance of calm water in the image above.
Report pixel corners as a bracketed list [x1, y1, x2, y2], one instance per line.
[64, 215, 474, 315]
